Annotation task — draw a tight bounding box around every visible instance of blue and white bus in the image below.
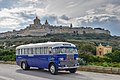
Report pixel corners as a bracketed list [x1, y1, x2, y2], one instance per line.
[16, 42, 79, 75]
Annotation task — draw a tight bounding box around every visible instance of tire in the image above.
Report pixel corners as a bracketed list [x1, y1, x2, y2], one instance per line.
[69, 68, 77, 73]
[21, 61, 30, 70]
[49, 63, 58, 75]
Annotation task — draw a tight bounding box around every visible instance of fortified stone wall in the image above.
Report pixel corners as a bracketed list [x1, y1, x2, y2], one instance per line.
[0, 17, 111, 37]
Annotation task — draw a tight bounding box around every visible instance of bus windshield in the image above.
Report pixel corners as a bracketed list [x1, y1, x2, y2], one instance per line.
[52, 47, 78, 54]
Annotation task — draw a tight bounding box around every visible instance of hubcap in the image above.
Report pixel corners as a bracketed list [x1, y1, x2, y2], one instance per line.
[22, 63, 26, 69]
[50, 65, 55, 73]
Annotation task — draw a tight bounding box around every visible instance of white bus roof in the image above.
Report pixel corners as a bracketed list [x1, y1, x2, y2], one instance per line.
[16, 42, 76, 49]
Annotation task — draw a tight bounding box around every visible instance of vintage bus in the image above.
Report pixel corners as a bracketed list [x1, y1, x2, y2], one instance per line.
[16, 42, 79, 75]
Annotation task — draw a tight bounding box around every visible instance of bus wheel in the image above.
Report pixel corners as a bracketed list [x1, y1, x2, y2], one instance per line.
[21, 62, 30, 70]
[49, 63, 58, 75]
[69, 68, 77, 73]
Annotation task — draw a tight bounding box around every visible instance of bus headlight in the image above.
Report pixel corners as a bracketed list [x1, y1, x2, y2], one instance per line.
[76, 58, 79, 60]
[59, 58, 64, 61]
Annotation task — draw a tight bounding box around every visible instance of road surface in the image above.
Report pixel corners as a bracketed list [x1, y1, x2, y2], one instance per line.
[0, 64, 119, 80]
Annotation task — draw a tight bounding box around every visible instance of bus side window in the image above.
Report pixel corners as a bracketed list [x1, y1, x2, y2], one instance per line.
[35, 48, 37, 54]
[39, 47, 41, 54]
[22, 49, 24, 54]
[49, 47, 52, 54]
[24, 48, 27, 54]
[17, 49, 20, 54]
[45, 47, 48, 54]
[24, 49, 25, 54]
[46, 47, 49, 54]
[44, 47, 46, 54]
[20, 49, 22, 55]
[46, 47, 48, 54]
[43, 47, 46, 54]
[29, 48, 32, 54]
[27, 48, 29, 54]
[44, 47, 45, 54]
[33, 48, 36, 54]
[43, 47, 44, 54]
[36, 48, 39, 54]
[42, 47, 44, 54]
[29, 48, 31, 54]
[41, 47, 43, 54]
[31, 48, 33, 54]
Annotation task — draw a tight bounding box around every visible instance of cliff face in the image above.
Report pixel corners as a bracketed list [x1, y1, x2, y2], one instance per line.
[0, 17, 110, 37]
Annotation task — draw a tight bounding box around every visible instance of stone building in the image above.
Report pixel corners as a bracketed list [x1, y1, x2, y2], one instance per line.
[96, 44, 112, 56]
[0, 17, 111, 37]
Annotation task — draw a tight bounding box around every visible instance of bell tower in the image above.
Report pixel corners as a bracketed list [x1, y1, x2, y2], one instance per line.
[45, 19, 48, 25]
[44, 19, 50, 26]
[34, 16, 41, 26]
[70, 23, 73, 28]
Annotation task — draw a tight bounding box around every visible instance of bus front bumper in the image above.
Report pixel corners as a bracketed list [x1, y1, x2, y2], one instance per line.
[58, 66, 79, 69]
[58, 63, 79, 69]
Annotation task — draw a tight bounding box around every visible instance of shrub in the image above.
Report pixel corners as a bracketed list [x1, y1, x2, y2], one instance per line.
[78, 53, 112, 63]
[78, 58, 86, 65]
[102, 62, 109, 67]
[104, 50, 120, 62]
[0, 49, 15, 61]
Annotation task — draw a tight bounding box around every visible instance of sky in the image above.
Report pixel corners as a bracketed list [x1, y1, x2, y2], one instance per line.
[0, 0, 120, 36]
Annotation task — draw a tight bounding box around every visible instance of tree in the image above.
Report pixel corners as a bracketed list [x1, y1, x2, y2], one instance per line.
[104, 50, 120, 62]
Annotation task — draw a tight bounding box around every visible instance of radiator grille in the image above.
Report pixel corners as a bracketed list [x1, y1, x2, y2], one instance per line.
[66, 54, 74, 67]
[67, 54, 74, 60]
[60, 54, 77, 67]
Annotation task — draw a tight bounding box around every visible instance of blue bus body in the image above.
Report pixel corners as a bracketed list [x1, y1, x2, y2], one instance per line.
[16, 54, 78, 69]
[16, 42, 79, 74]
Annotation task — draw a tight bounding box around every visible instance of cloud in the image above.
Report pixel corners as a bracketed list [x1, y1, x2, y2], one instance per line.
[60, 15, 71, 21]
[72, 14, 120, 35]
[12, 0, 47, 8]
[40, 14, 58, 25]
[0, 0, 17, 9]
[66, 3, 78, 8]
[0, 0, 48, 32]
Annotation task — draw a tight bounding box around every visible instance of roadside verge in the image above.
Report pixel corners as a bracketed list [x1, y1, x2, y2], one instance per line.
[0, 61, 16, 65]
[78, 66, 120, 74]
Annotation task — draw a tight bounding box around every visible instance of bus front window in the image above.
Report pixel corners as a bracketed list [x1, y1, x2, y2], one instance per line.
[52, 47, 77, 54]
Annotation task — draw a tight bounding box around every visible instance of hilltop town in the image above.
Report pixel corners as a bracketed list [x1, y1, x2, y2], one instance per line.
[0, 17, 110, 38]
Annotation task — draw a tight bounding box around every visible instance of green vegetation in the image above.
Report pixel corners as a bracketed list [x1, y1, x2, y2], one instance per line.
[78, 50, 120, 68]
[0, 49, 15, 61]
[0, 33, 119, 50]
[104, 50, 120, 62]
[89, 62, 120, 67]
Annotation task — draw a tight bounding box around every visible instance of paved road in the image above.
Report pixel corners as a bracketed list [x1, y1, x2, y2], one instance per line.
[0, 64, 119, 80]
